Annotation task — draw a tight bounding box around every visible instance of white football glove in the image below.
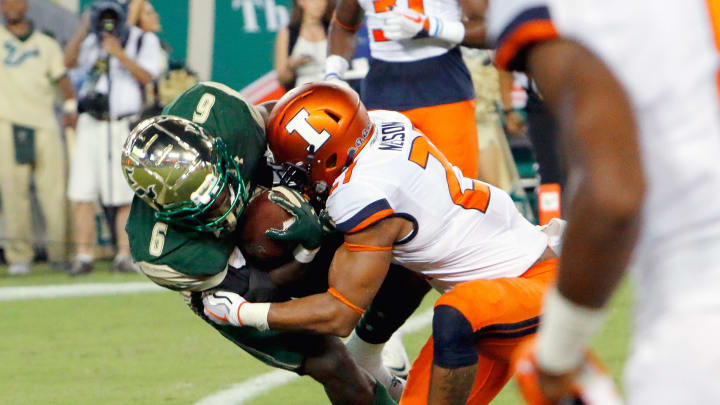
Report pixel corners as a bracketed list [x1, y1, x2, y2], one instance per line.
[382, 8, 465, 44]
[382, 9, 429, 41]
[324, 54, 350, 83]
[203, 291, 247, 327]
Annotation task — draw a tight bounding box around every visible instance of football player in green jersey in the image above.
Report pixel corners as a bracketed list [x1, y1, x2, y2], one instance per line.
[122, 81, 421, 405]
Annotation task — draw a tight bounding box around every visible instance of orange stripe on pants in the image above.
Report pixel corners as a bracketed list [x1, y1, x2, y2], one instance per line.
[400, 258, 558, 405]
[400, 100, 479, 179]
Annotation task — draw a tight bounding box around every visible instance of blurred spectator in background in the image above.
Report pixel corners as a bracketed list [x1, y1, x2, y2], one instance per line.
[500, 71, 565, 225]
[0, 0, 76, 275]
[127, 0, 160, 33]
[463, 50, 535, 221]
[63, 0, 164, 276]
[274, 0, 333, 89]
[127, 0, 167, 65]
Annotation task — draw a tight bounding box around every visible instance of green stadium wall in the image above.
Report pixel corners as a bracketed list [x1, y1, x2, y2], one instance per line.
[77, 0, 290, 90]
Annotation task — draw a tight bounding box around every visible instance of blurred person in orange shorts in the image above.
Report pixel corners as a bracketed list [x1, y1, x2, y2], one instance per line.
[323, 0, 487, 179]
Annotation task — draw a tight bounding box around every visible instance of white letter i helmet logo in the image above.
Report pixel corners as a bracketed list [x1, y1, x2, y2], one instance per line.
[285, 108, 331, 151]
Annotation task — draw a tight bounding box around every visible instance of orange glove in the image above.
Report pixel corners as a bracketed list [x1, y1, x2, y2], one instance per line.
[513, 339, 623, 405]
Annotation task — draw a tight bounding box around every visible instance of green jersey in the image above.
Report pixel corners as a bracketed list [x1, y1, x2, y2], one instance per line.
[126, 81, 267, 291]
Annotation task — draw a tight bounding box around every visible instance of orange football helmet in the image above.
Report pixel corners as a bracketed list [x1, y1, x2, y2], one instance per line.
[266, 82, 374, 198]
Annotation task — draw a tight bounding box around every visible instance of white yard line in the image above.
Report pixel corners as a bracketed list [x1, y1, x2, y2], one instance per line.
[195, 308, 435, 405]
[0, 282, 165, 301]
[1, 280, 434, 405]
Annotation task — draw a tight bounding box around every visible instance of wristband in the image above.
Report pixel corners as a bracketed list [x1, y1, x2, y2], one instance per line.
[293, 245, 319, 263]
[332, 11, 362, 33]
[536, 287, 607, 374]
[63, 99, 78, 115]
[238, 302, 271, 331]
[427, 17, 465, 45]
[325, 54, 350, 80]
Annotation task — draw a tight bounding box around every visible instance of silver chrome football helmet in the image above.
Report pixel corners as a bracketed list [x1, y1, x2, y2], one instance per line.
[122, 115, 248, 232]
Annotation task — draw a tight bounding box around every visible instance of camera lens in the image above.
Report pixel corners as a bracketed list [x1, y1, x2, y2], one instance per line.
[97, 8, 118, 33]
[101, 18, 116, 33]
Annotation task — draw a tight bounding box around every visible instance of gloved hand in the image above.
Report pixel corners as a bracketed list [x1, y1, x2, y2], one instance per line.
[202, 290, 247, 327]
[382, 8, 431, 41]
[513, 340, 622, 405]
[319, 208, 338, 235]
[382, 8, 465, 44]
[265, 186, 324, 251]
[324, 54, 350, 83]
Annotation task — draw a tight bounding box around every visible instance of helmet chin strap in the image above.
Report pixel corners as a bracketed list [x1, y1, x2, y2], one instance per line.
[304, 144, 316, 172]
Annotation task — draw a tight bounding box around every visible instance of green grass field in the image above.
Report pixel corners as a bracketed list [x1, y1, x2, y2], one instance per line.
[0, 262, 632, 405]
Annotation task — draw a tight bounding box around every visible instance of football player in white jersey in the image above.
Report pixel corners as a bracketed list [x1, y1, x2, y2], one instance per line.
[202, 82, 565, 404]
[481, 0, 720, 404]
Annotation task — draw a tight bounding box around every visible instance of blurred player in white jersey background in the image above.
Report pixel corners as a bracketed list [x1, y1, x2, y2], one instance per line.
[323, 0, 486, 179]
[484, 0, 720, 403]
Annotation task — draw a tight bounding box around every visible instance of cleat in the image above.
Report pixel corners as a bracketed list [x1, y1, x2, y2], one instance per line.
[113, 255, 139, 273]
[69, 260, 93, 276]
[8, 263, 30, 276]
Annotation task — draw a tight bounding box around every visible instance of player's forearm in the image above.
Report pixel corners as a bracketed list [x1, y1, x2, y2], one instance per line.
[267, 292, 360, 336]
[528, 39, 644, 374]
[267, 259, 308, 288]
[535, 183, 640, 373]
[276, 68, 295, 88]
[458, 0, 488, 48]
[460, 20, 487, 48]
[328, 0, 362, 62]
[529, 40, 644, 309]
[556, 184, 641, 308]
[327, 24, 357, 62]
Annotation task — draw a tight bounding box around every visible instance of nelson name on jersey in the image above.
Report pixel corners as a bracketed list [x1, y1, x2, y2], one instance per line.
[378, 121, 406, 151]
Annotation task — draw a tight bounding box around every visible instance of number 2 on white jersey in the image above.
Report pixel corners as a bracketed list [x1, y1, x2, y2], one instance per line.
[408, 136, 490, 212]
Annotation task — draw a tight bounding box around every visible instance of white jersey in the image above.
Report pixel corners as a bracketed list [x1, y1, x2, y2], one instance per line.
[488, 1, 720, 402]
[358, 0, 461, 62]
[327, 110, 548, 293]
[489, 0, 720, 328]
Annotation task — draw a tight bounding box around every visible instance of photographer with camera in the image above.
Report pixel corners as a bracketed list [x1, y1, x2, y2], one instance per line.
[64, 0, 164, 276]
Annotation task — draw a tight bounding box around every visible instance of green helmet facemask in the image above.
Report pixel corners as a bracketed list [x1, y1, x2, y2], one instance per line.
[122, 115, 249, 233]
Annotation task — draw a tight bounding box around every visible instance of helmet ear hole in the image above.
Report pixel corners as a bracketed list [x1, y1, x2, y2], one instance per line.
[325, 153, 338, 169]
[325, 110, 341, 123]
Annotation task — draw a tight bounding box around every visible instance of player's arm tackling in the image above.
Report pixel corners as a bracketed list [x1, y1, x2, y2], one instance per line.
[204, 217, 408, 336]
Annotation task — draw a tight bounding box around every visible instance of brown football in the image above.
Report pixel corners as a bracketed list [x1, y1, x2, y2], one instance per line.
[238, 189, 297, 268]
